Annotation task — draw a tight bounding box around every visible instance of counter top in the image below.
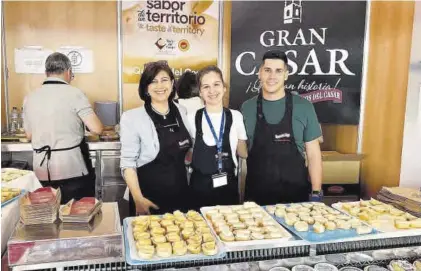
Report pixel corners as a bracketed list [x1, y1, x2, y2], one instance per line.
[1, 141, 121, 152]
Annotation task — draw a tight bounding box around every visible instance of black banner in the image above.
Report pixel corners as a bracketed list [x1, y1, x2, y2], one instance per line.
[229, 1, 367, 124]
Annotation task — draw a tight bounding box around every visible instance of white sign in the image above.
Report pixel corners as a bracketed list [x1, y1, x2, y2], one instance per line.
[57, 47, 94, 73]
[14, 46, 53, 74]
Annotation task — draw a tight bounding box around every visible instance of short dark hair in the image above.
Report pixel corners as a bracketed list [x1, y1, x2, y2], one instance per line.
[138, 61, 176, 103]
[197, 65, 225, 89]
[176, 71, 198, 99]
[262, 50, 289, 66]
[45, 52, 72, 76]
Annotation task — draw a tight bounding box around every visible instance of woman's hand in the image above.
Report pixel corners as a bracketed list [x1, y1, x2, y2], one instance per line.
[134, 197, 159, 215]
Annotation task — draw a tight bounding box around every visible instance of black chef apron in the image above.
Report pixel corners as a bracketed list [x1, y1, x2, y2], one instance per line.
[245, 92, 310, 205]
[35, 80, 95, 204]
[128, 102, 192, 216]
[189, 108, 239, 210]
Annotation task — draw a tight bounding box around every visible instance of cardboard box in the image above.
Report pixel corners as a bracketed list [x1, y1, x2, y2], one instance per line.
[322, 151, 363, 184]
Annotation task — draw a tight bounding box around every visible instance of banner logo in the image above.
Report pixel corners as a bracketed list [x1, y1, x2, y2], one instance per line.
[284, 0, 302, 24]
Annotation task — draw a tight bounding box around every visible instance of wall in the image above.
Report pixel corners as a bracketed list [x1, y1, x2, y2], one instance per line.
[2, 1, 118, 116]
[360, 1, 415, 197]
[400, 1, 421, 189]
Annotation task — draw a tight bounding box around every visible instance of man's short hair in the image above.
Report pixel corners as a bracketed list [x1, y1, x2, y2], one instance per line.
[45, 52, 72, 75]
[262, 50, 289, 66]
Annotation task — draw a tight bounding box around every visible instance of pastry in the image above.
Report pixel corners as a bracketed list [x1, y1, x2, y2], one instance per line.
[215, 225, 231, 234]
[372, 205, 387, 213]
[134, 232, 151, 241]
[206, 209, 219, 219]
[202, 233, 215, 243]
[369, 198, 383, 206]
[236, 210, 250, 215]
[275, 209, 287, 218]
[405, 213, 417, 220]
[358, 212, 370, 221]
[294, 221, 309, 232]
[136, 238, 152, 248]
[349, 207, 361, 216]
[310, 210, 322, 216]
[262, 220, 277, 227]
[196, 227, 211, 234]
[163, 213, 175, 220]
[325, 221, 337, 230]
[264, 231, 283, 239]
[194, 221, 208, 228]
[395, 220, 411, 229]
[219, 207, 233, 214]
[337, 220, 351, 230]
[156, 243, 172, 257]
[244, 219, 258, 227]
[173, 210, 185, 217]
[244, 201, 258, 209]
[248, 226, 264, 233]
[181, 228, 194, 240]
[266, 206, 276, 215]
[360, 200, 371, 207]
[390, 208, 405, 216]
[231, 222, 247, 230]
[313, 223, 325, 233]
[160, 219, 174, 227]
[356, 225, 372, 235]
[137, 245, 155, 259]
[239, 214, 253, 221]
[152, 235, 167, 244]
[151, 227, 166, 235]
[328, 209, 341, 215]
[225, 213, 239, 220]
[285, 216, 299, 226]
[298, 207, 311, 213]
[350, 219, 362, 229]
[264, 226, 279, 233]
[251, 232, 265, 240]
[325, 215, 337, 221]
[314, 217, 328, 225]
[219, 231, 235, 242]
[166, 232, 181, 243]
[202, 241, 218, 256]
[172, 241, 187, 256]
[166, 225, 180, 233]
[302, 203, 314, 208]
[150, 221, 161, 228]
[410, 219, 421, 228]
[150, 215, 161, 221]
[303, 217, 315, 225]
[227, 218, 241, 225]
[235, 230, 251, 241]
[133, 224, 148, 233]
[337, 215, 351, 220]
[187, 242, 201, 254]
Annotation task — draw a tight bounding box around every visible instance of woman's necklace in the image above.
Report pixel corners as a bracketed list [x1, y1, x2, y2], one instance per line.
[151, 105, 170, 119]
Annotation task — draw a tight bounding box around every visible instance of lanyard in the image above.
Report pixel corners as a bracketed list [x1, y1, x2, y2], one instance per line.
[204, 109, 225, 173]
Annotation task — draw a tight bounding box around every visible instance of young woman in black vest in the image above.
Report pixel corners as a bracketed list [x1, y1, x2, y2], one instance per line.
[188, 66, 248, 210]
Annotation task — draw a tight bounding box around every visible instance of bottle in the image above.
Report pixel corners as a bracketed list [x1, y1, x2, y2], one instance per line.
[18, 107, 24, 132]
[10, 107, 19, 134]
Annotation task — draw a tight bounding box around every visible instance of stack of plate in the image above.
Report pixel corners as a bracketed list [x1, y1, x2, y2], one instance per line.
[19, 187, 61, 225]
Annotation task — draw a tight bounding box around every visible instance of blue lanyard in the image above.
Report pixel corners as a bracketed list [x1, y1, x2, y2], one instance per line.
[204, 109, 225, 173]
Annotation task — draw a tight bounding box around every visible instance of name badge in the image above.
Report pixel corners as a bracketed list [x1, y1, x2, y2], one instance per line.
[212, 172, 228, 188]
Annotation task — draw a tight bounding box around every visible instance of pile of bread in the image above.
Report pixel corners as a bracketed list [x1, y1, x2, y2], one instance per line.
[204, 202, 289, 242]
[131, 210, 218, 259]
[1, 187, 21, 203]
[341, 199, 421, 229]
[267, 202, 373, 235]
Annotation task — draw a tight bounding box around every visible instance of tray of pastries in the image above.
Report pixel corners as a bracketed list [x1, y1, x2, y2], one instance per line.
[266, 202, 377, 243]
[123, 210, 226, 265]
[200, 202, 293, 251]
[332, 199, 421, 232]
[1, 168, 31, 183]
[2, 187, 25, 208]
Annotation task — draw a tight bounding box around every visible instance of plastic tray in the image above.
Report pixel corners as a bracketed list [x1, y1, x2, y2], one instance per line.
[201, 206, 293, 252]
[2, 189, 26, 208]
[265, 205, 378, 243]
[123, 216, 226, 265]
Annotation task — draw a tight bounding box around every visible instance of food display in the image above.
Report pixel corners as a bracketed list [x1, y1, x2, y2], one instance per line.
[1, 168, 31, 183]
[124, 210, 224, 264]
[388, 260, 415, 271]
[414, 260, 421, 271]
[332, 199, 421, 232]
[266, 202, 375, 242]
[1, 187, 23, 207]
[201, 202, 292, 251]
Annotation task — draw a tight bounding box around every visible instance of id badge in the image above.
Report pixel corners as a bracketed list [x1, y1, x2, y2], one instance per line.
[212, 172, 228, 188]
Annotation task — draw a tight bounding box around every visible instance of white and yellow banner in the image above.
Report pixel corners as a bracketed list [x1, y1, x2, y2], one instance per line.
[122, 0, 220, 84]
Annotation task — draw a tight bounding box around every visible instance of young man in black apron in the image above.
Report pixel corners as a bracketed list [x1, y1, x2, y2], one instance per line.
[23, 53, 104, 204]
[241, 50, 323, 205]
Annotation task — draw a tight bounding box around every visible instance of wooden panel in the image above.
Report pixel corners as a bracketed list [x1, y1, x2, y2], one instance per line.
[222, 1, 232, 108]
[321, 125, 358, 153]
[360, 1, 415, 197]
[3, 1, 118, 110]
[1, 56, 6, 130]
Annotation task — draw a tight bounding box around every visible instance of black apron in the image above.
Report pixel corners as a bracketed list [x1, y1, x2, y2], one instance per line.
[189, 108, 239, 210]
[34, 80, 95, 203]
[245, 92, 310, 205]
[129, 102, 192, 215]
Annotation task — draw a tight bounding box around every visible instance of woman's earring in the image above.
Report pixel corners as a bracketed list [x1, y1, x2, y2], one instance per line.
[146, 92, 150, 96]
